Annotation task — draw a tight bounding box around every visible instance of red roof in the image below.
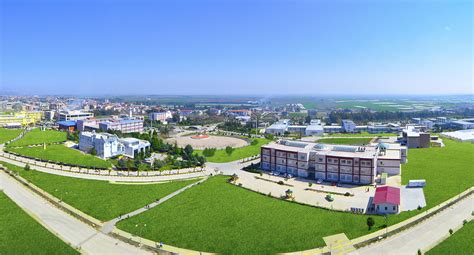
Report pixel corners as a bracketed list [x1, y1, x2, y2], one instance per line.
[373, 186, 400, 205]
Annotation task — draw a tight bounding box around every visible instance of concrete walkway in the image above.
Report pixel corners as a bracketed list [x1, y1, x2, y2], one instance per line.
[0, 154, 212, 182]
[0, 170, 151, 255]
[353, 194, 473, 255]
[101, 176, 209, 234]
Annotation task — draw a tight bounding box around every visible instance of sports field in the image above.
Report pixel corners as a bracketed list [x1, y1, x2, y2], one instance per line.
[0, 191, 79, 255]
[8, 129, 67, 147]
[0, 128, 23, 144]
[6, 144, 112, 168]
[0, 161, 199, 221]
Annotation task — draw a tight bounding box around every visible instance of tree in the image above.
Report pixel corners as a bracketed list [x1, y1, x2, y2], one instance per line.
[225, 146, 234, 155]
[251, 139, 258, 146]
[184, 144, 194, 157]
[90, 147, 97, 156]
[367, 217, 375, 230]
[305, 115, 312, 124]
[24, 164, 31, 171]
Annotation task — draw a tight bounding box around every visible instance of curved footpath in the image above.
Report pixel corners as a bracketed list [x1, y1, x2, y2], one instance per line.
[0, 153, 213, 182]
[0, 170, 151, 255]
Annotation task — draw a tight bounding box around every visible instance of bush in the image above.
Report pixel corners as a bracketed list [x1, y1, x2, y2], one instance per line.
[344, 192, 351, 196]
[225, 146, 234, 155]
[251, 139, 259, 146]
[24, 164, 31, 171]
[308, 183, 313, 187]
[202, 148, 216, 157]
[449, 229, 453, 235]
[277, 181, 284, 185]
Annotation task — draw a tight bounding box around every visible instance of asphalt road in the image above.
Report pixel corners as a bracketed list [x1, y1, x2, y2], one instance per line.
[354, 194, 474, 255]
[0, 171, 151, 255]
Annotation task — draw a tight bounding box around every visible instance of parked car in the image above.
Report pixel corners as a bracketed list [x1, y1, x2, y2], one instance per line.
[337, 183, 343, 187]
[316, 179, 322, 184]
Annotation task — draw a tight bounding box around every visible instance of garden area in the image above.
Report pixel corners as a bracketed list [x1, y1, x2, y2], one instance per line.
[6, 144, 112, 169]
[0, 128, 23, 144]
[0, 161, 200, 221]
[7, 128, 67, 147]
[195, 138, 271, 163]
[317, 137, 373, 145]
[0, 191, 78, 255]
[117, 139, 474, 254]
[426, 220, 473, 255]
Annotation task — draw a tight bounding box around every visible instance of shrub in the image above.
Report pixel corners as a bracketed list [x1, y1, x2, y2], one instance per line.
[277, 181, 284, 185]
[225, 146, 234, 155]
[251, 139, 258, 146]
[449, 229, 453, 235]
[308, 183, 313, 187]
[367, 217, 375, 230]
[344, 192, 351, 196]
[24, 164, 31, 171]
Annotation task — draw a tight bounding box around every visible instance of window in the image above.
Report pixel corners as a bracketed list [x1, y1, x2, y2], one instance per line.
[393, 206, 396, 210]
[341, 160, 346, 164]
[319, 158, 323, 162]
[385, 207, 388, 210]
[328, 159, 332, 163]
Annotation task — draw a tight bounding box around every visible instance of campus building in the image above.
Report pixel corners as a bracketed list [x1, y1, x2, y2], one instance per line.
[401, 125, 431, 148]
[79, 131, 150, 159]
[260, 140, 406, 185]
[57, 110, 94, 121]
[372, 186, 400, 214]
[99, 118, 144, 134]
[0, 111, 43, 127]
[148, 111, 172, 122]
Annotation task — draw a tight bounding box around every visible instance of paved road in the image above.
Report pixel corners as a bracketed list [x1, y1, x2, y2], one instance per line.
[101, 176, 209, 234]
[0, 171, 151, 255]
[354, 194, 474, 255]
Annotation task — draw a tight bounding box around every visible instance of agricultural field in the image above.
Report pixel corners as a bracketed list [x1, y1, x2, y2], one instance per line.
[8, 128, 67, 147]
[195, 138, 271, 163]
[0, 191, 79, 255]
[6, 144, 112, 168]
[334, 100, 438, 112]
[0, 161, 199, 222]
[426, 221, 473, 255]
[0, 128, 23, 144]
[317, 137, 373, 145]
[117, 140, 474, 254]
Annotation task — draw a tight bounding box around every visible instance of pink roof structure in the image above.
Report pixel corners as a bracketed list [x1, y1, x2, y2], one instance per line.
[373, 186, 400, 205]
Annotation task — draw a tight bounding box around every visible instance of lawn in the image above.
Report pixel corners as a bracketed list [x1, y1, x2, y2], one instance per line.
[6, 144, 112, 168]
[117, 140, 474, 254]
[195, 138, 271, 163]
[401, 139, 474, 208]
[426, 221, 473, 255]
[8, 128, 67, 147]
[0, 161, 199, 222]
[0, 191, 79, 255]
[317, 137, 373, 145]
[0, 128, 23, 144]
[326, 131, 398, 137]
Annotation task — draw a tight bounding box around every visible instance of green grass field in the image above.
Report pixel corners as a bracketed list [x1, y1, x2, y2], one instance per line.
[117, 140, 474, 254]
[0, 128, 23, 144]
[0, 191, 79, 255]
[326, 132, 398, 137]
[195, 138, 271, 163]
[317, 137, 373, 145]
[7, 144, 112, 168]
[8, 128, 67, 147]
[0, 161, 199, 222]
[426, 221, 473, 255]
[401, 139, 474, 208]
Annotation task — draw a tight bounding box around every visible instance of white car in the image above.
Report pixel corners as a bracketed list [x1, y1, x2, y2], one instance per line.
[316, 179, 323, 184]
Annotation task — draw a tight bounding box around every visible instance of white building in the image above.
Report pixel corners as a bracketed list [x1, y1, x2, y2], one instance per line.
[99, 118, 144, 134]
[342, 120, 357, 133]
[79, 132, 150, 159]
[149, 111, 173, 122]
[57, 110, 94, 121]
[305, 124, 324, 136]
[441, 129, 474, 142]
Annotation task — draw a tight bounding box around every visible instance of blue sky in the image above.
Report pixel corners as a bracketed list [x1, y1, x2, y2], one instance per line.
[1, 0, 472, 95]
